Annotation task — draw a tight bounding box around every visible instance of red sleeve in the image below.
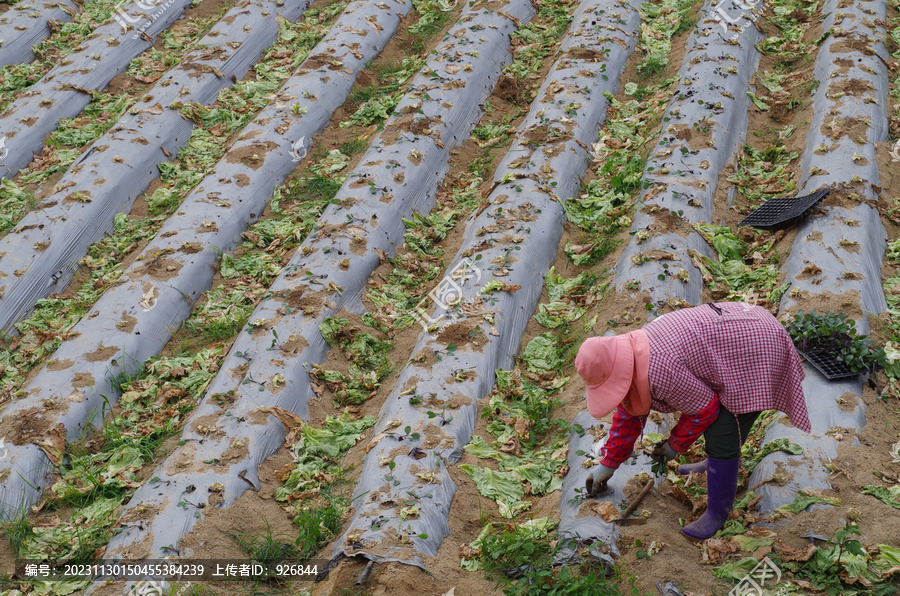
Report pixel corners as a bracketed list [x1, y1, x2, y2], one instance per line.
[667, 395, 720, 453]
[599, 404, 644, 469]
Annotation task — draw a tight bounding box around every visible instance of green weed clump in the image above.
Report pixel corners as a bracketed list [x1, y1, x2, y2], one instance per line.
[409, 0, 456, 38]
[728, 141, 799, 206]
[0, 178, 36, 234]
[504, 0, 574, 81]
[224, 520, 302, 566]
[341, 58, 423, 128]
[459, 332, 577, 518]
[563, 79, 678, 265]
[274, 413, 376, 559]
[637, 0, 698, 77]
[184, 283, 266, 343]
[311, 318, 393, 405]
[464, 520, 630, 596]
[689, 223, 785, 305]
[367, 193, 479, 330]
[756, 0, 821, 70]
[715, 521, 900, 595]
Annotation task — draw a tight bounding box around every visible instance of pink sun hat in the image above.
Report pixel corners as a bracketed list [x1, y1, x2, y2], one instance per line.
[575, 330, 651, 418]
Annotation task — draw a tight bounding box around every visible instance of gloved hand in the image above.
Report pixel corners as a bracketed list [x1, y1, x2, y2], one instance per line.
[585, 464, 615, 497]
[651, 440, 678, 461]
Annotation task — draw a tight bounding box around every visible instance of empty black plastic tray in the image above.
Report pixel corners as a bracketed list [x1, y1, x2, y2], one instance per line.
[797, 348, 872, 380]
[739, 188, 831, 229]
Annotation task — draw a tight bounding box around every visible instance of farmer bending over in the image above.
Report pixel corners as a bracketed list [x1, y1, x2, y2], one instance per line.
[575, 302, 810, 540]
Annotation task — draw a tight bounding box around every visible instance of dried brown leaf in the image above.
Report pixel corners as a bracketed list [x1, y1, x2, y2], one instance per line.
[701, 537, 738, 564]
[591, 501, 620, 523]
[365, 431, 390, 453]
[774, 540, 817, 562]
[646, 250, 681, 261]
[258, 406, 305, 434]
[513, 417, 528, 439]
[37, 423, 67, 466]
[134, 73, 162, 84]
[670, 484, 707, 516]
[568, 243, 595, 255]
[459, 544, 480, 559]
[275, 463, 294, 483]
[498, 435, 521, 456]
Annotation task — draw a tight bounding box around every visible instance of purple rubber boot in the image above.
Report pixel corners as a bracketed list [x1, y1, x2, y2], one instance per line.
[677, 459, 707, 475]
[681, 456, 739, 541]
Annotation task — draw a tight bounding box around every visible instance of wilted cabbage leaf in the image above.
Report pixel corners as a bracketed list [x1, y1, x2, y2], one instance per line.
[777, 488, 841, 514]
[459, 464, 530, 518]
[743, 437, 803, 473]
[521, 334, 561, 372]
[861, 484, 900, 509]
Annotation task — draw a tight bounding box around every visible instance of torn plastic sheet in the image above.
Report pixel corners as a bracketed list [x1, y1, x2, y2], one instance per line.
[557, 410, 671, 550]
[0, 0, 413, 521]
[98, 0, 533, 564]
[609, 0, 763, 308]
[333, 0, 641, 567]
[0, 0, 196, 183]
[0, 0, 315, 334]
[0, 0, 77, 67]
[751, 0, 890, 513]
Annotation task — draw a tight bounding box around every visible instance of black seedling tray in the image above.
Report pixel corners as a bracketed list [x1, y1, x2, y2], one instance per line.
[739, 188, 831, 229]
[797, 348, 873, 380]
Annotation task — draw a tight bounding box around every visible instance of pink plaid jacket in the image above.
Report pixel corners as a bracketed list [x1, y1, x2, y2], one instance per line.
[600, 397, 719, 468]
[643, 302, 810, 432]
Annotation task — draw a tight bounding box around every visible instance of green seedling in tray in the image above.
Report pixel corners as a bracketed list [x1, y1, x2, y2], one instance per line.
[783, 310, 886, 375]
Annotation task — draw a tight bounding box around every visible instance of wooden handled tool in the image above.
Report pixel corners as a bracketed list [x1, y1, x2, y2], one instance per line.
[614, 477, 654, 525]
